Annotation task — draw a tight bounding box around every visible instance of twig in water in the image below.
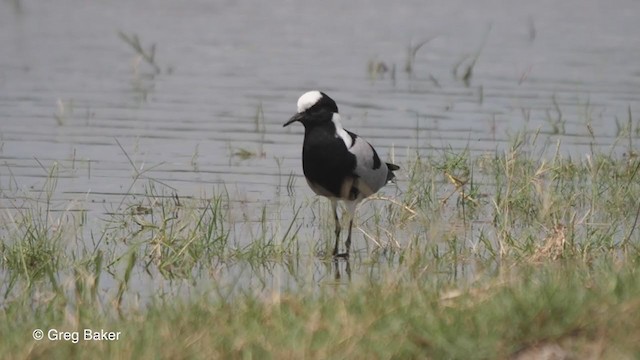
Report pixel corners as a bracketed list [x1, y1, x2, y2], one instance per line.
[118, 31, 161, 74]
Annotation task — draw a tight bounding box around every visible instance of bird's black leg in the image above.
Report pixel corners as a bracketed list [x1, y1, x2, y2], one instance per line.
[335, 219, 353, 258]
[332, 200, 341, 256]
[335, 201, 357, 258]
[344, 218, 353, 257]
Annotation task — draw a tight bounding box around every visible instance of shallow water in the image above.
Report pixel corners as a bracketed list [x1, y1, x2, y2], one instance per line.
[1, 0, 640, 298]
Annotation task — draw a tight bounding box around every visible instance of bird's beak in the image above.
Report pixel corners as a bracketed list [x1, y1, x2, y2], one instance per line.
[283, 113, 303, 127]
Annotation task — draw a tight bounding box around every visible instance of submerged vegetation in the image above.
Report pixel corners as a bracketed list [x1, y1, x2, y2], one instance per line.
[1, 130, 640, 358]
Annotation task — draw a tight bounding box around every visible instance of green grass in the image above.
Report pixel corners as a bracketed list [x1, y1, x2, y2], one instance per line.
[1, 131, 640, 358]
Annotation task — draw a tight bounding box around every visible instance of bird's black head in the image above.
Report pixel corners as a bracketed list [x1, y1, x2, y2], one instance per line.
[283, 91, 338, 128]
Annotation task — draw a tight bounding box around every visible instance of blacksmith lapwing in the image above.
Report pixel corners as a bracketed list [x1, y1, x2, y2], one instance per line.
[284, 91, 399, 257]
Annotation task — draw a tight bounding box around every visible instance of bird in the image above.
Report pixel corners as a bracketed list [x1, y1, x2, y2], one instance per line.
[284, 91, 399, 257]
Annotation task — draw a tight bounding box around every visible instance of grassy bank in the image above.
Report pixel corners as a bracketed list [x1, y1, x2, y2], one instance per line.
[3, 262, 640, 359]
[1, 133, 640, 358]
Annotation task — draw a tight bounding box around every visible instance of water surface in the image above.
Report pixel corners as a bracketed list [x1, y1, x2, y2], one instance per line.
[1, 0, 639, 298]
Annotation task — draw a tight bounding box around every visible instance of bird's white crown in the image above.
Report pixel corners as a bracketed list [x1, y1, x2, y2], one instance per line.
[296, 91, 323, 113]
